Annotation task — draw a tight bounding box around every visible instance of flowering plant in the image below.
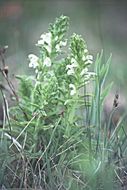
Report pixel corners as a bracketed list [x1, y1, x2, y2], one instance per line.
[4, 15, 96, 187]
[9, 16, 96, 140]
[26, 16, 95, 138]
[2, 15, 118, 189]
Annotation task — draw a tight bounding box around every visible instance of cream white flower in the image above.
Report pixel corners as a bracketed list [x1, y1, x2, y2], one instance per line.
[88, 72, 96, 76]
[71, 57, 77, 65]
[66, 64, 73, 70]
[66, 63, 77, 75]
[84, 49, 88, 53]
[67, 68, 75, 75]
[85, 72, 96, 81]
[71, 62, 78, 68]
[43, 57, 51, 67]
[85, 73, 91, 79]
[37, 39, 44, 46]
[40, 32, 52, 45]
[55, 40, 67, 52]
[69, 84, 76, 96]
[66, 58, 78, 76]
[82, 53, 93, 63]
[37, 40, 51, 53]
[85, 59, 93, 65]
[37, 32, 52, 53]
[28, 54, 39, 68]
[86, 55, 93, 60]
[80, 68, 88, 76]
[60, 40, 67, 46]
[66, 63, 78, 70]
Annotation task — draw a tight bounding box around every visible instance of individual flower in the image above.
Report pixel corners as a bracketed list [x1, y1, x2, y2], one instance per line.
[55, 40, 67, 52]
[69, 84, 76, 96]
[36, 32, 52, 53]
[82, 54, 93, 63]
[71, 57, 78, 66]
[60, 40, 67, 46]
[86, 55, 93, 60]
[43, 57, 51, 67]
[67, 68, 75, 75]
[84, 72, 96, 83]
[80, 68, 88, 76]
[87, 71, 96, 77]
[66, 64, 76, 75]
[66, 58, 78, 76]
[85, 59, 93, 65]
[28, 54, 39, 68]
[66, 63, 78, 70]
[40, 32, 52, 44]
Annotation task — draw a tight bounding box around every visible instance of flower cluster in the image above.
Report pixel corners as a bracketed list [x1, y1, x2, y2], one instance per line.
[66, 53, 94, 77]
[80, 54, 95, 79]
[28, 53, 52, 71]
[66, 57, 78, 76]
[65, 34, 95, 96]
[28, 29, 68, 73]
[66, 51, 95, 96]
[36, 31, 67, 55]
[28, 32, 52, 70]
[28, 17, 95, 100]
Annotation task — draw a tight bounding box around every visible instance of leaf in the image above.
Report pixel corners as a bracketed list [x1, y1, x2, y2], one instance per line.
[101, 82, 113, 104]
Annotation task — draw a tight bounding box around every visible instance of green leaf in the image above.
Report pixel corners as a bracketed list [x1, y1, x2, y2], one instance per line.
[101, 82, 113, 104]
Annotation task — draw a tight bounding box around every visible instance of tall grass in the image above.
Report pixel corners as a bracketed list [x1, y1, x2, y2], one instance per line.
[0, 15, 127, 190]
